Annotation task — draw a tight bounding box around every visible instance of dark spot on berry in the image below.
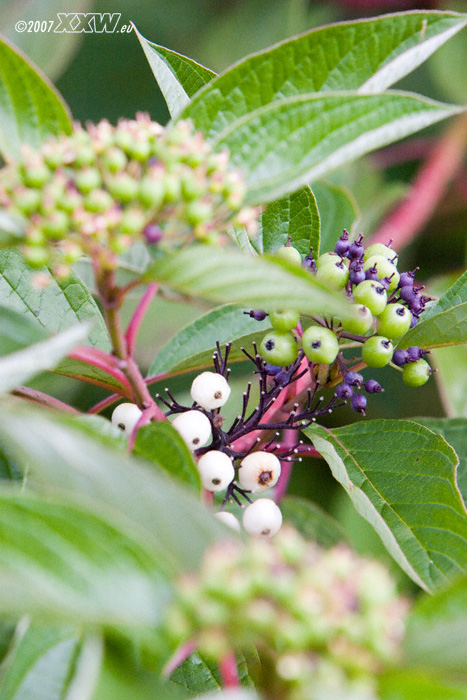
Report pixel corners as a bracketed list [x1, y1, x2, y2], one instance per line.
[214, 391, 222, 399]
[396, 307, 406, 317]
[117, 422, 125, 431]
[312, 340, 322, 349]
[259, 470, 273, 485]
[212, 478, 221, 485]
[382, 340, 391, 349]
[193, 437, 200, 445]
[265, 340, 275, 351]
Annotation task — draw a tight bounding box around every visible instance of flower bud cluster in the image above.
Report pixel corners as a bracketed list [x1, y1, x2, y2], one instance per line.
[0, 114, 259, 278]
[165, 527, 408, 700]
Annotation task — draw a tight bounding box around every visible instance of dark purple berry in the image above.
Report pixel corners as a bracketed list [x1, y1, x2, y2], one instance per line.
[334, 229, 350, 257]
[399, 285, 416, 303]
[398, 268, 419, 288]
[245, 309, 268, 321]
[410, 312, 419, 328]
[364, 379, 383, 393]
[365, 264, 379, 281]
[349, 265, 366, 285]
[406, 346, 427, 363]
[392, 349, 408, 366]
[302, 247, 317, 272]
[336, 383, 353, 399]
[348, 234, 364, 260]
[344, 371, 364, 387]
[351, 393, 367, 415]
[274, 370, 290, 386]
[264, 363, 283, 375]
[409, 295, 424, 315]
[143, 224, 163, 245]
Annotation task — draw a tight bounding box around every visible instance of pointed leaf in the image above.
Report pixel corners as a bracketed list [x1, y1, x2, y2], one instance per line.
[430, 345, 467, 418]
[146, 246, 358, 322]
[148, 304, 271, 377]
[0, 322, 91, 393]
[305, 419, 467, 592]
[181, 11, 467, 141]
[311, 181, 359, 256]
[0, 35, 72, 162]
[211, 91, 463, 205]
[401, 269, 467, 349]
[0, 306, 48, 356]
[257, 185, 320, 256]
[134, 25, 215, 118]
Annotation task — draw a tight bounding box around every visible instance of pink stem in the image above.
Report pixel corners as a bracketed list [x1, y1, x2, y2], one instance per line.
[88, 392, 122, 414]
[12, 386, 80, 414]
[219, 651, 240, 688]
[126, 403, 166, 452]
[68, 347, 132, 391]
[163, 640, 196, 677]
[369, 114, 467, 251]
[125, 283, 159, 356]
[275, 425, 298, 503]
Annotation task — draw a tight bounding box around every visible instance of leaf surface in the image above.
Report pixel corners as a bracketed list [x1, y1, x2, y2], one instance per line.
[311, 181, 359, 256]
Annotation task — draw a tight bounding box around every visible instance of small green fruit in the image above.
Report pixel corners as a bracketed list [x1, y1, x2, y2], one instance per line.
[259, 330, 298, 366]
[377, 303, 411, 339]
[363, 255, 400, 291]
[269, 309, 300, 332]
[74, 167, 102, 194]
[353, 280, 387, 316]
[107, 173, 139, 202]
[315, 260, 349, 289]
[302, 326, 339, 364]
[363, 243, 397, 261]
[341, 305, 373, 335]
[362, 336, 394, 368]
[274, 244, 302, 267]
[402, 359, 431, 387]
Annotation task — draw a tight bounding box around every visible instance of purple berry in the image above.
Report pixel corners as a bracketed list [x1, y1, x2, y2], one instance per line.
[406, 346, 426, 363]
[143, 224, 163, 245]
[365, 264, 379, 281]
[398, 268, 419, 288]
[302, 247, 317, 272]
[344, 371, 363, 387]
[410, 313, 419, 328]
[274, 370, 290, 385]
[245, 309, 268, 321]
[349, 266, 366, 285]
[409, 295, 425, 315]
[348, 234, 364, 260]
[351, 393, 367, 414]
[334, 230, 350, 257]
[364, 379, 383, 393]
[336, 383, 353, 399]
[264, 363, 283, 375]
[392, 349, 408, 366]
[399, 285, 416, 303]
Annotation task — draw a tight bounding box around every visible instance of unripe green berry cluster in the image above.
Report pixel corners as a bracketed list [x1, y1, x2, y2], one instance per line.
[165, 527, 408, 700]
[0, 114, 259, 278]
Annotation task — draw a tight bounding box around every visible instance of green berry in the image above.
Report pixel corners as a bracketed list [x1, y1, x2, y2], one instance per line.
[260, 330, 298, 366]
[139, 177, 164, 208]
[269, 309, 301, 332]
[84, 189, 114, 213]
[23, 246, 48, 268]
[402, 359, 431, 387]
[274, 244, 302, 267]
[59, 189, 83, 213]
[73, 145, 96, 167]
[181, 172, 205, 200]
[23, 164, 50, 188]
[341, 304, 373, 335]
[185, 200, 212, 225]
[315, 260, 349, 289]
[302, 326, 339, 364]
[74, 167, 102, 194]
[363, 255, 400, 291]
[102, 146, 128, 173]
[362, 336, 394, 368]
[16, 188, 41, 215]
[163, 175, 182, 203]
[41, 210, 69, 239]
[377, 303, 411, 339]
[127, 138, 151, 162]
[353, 280, 387, 316]
[363, 243, 397, 261]
[107, 173, 139, 202]
[120, 207, 146, 235]
[317, 252, 344, 268]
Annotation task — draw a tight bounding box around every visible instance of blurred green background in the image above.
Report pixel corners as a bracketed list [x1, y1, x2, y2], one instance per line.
[2, 0, 467, 575]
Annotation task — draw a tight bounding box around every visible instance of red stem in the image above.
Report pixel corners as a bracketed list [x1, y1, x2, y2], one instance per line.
[125, 283, 159, 357]
[88, 392, 122, 414]
[219, 651, 240, 688]
[68, 347, 132, 391]
[370, 114, 467, 251]
[12, 386, 81, 414]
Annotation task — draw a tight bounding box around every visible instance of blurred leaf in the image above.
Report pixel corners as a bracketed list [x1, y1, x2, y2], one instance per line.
[413, 417, 467, 506]
[404, 575, 467, 675]
[431, 19, 467, 105]
[305, 419, 467, 592]
[146, 246, 358, 322]
[0, 212, 25, 247]
[0, 250, 110, 349]
[0, 306, 48, 355]
[0, 35, 71, 161]
[182, 11, 467, 142]
[0, 405, 224, 575]
[401, 270, 467, 349]
[431, 345, 467, 418]
[257, 185, 320, 256]
[280, 496, 349, 547]
[380, 669, 467, 700]
[311, 181, 359, 256]
[134, 422, 201, 492]
[0, 322, 91, 394]
[148, 304, 271, 377]
[0, 490, 171, 626]
[171, 651, 255, 696]
[211, 92, 463, 205]
[134, 25, 215, 118]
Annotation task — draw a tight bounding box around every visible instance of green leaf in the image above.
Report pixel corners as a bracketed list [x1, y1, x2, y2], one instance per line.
[211, 91, 463, 205]
[430, 345, 467, 418]
[412, 417, 467, 507]
[134, 422, 201, 492]
[280, 496, 349, 548]
[146, 246, 357, 322]
[148, 304, 271, 377]
[0, 250, 110, 350]
[0, 306, 48, 356]
[403, 575, 467, 675]
[305, 419, 467, 592]
[0, 322, 91, 394]
[311, 181, 359, 256]
[0, 623, 101, 700]
[181, 11, 467, 141]
[0, 405, 225, 575]
[0, 490, 171, 626]
[0, 212, 25, 247]
[170, 652, 254, 696]
[134, 25, 215, 118]
[0, 35, 72, 162]
[401, 270, 467, 349]
[257, 185, 320, 257]
[380, 669, 467, 700]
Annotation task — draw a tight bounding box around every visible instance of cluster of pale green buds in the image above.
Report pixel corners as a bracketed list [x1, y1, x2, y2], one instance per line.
[165, 527, 408, 700]
[0, 114, 260, 279]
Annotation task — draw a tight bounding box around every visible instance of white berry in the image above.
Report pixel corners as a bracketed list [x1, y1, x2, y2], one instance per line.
[197, 450, 234, 492]
[111, 402, 143, 436]
[238, 451, 281, 493]
[172, 410, 212, 451]
[215, 511, 241, 532]
[190, 371, 231, 410]
[242, 498, 282, 537]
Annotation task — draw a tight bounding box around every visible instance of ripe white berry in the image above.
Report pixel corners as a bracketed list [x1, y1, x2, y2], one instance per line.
[238, 451, 281, 493]
[242, 498, 282, 537]
[190, 371, 231, 410]
[215, 511, 241, 532]
[197, 450, 235, 492]
[111, 402, 143, 436]
[172, 410, 212, 451]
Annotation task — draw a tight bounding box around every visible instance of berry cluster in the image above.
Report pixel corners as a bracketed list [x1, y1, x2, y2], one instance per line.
[258, 234, 433, 416]
[164, 527, 408, 700]
[0, 114, 259, 278]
